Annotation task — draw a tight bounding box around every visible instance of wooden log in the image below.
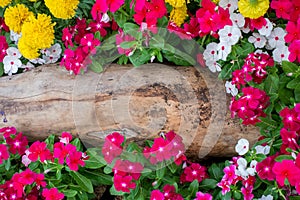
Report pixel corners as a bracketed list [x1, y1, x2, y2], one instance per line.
[0, 63, 260, 158]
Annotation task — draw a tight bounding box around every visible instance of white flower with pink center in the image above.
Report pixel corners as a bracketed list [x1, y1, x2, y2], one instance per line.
[6, 47, 21, 58]
[248, 33, 266, 48]
[3, 56, 22, 76]
[235, 138, 249, 155]
[101, 13, 110, 23]
[258, 18, 273, 37]
[203, 42, 218, 62]
[217, 42, 232, 61]
[20, 62, 35, 72]
[225, 81, 238, 96]
[230, 13, 245, 28]
[255, 145, 270, 155]
[219, 25, 241, 46]
[267, 27, 286, 49]
[10, 30, 21, 43]
[272, 45, 290, 63]
[219, 0, 238, 13]
[206, 60, 221, 73]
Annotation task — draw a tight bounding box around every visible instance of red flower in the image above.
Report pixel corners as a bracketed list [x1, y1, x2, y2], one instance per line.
[280, 128, 299, 150]
[183, 17, 200, 39]
[285, 20, 300, 43]
[0, 126, 17, 138]
[0, 144, 9, 164]
[54, 142, 76, 164]
[66, 151, 85, 171]
[288, 40, 300, 63]
[180, 163, 208, 183]
[151, 137, 173, 162]
[195, 191, 213, 200]
[27, 141, 52, 162]
[272, 160, 300, 187]
[279, 106, 300, 131]
[5, 132, 28, 155]
[271, 0, 292, 20]
[88, 18, 110, 37]
[102, 132, 124, 163]
[150, 190, 164, 200]
[35, 173, 47, 188]
[0, 17, 9, 32]
[62, 27, 73, 48]
[106, 132, 124, 146]
[0, 35, 8, 62]
[256, 156, 276, 181]
[80, 33, 101, 54]
[113, 174, 136, 192]
[59, 132, 73, 144]
[42, 188, 64, 200]
[250, 17, 267, 30]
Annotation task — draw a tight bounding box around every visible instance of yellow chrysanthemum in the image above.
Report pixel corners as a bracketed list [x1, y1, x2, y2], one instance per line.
[238, 0, 269, 19]
[211, 0, 220, 4]
[18, 14, 55, 59]
[170, 5, 188, 27]
[165, 0, 185, 8]
[4, 4, 34, 33]
[44, 0, 79, 19]
[0, 0, 12, 8]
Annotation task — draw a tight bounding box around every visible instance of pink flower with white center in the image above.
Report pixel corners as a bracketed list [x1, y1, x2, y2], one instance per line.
[206, 60, 221, 73]
[267, 27, 286, 49]
[241, 185, 254, 200]
[225, 81, 238, 96]
[3, 56, 21, 76]
[218, 25, 241, 45]
[272, 45, 289, 63]
[217, 42, 232, 61]
[235, 138, 249, 155]
[217, 180, 231, 195]
[80, 33, 101, 54]
[223, 165, 237, 184]
[230, 13, 245, 28]
[203, 42, 218, 62]
[6, 47, 21, 58]
[59, 132, 73, 144]
[258, 18, 273, 37]
[219, 0, 238, 13]
[248, 33, 267, 48]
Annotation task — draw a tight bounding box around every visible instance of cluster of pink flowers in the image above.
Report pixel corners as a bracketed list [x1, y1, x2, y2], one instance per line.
[232, 52, 274, 88]
[143, 131, 186, 165]
[150, 184, 184, 200]
[230, 87, 270, 125]
[180, 163, 208, 183]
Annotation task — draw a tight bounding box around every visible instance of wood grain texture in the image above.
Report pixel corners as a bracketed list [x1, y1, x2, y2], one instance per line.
[0, 63, 260, 158]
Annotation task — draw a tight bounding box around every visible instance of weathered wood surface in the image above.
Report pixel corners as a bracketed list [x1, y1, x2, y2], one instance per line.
[0, 64, 259, 158]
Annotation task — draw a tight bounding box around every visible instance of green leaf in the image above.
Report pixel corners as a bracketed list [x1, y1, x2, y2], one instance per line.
[83, 170, 113, 185]
[63, 190, 78, 197]
[129, 49, 151, 67]
[70, 138, 83, 151]
[199, 179, 218, 189]
[45, 134, 55, 151]
[156, 163, 166, 179]
[208, 163, 223, 180]
[167, 163, 178, 174]
[120, 41, 136, 49]
[126, 142, 142, 153]
[264, 73, 279, 94]
[287, 77, 300, 89]
[110, 185, 126, 196]
[4, 158, 10, 171]
[84, 154, 106, 169]
[275, 155, 294, 162]
[290, 196, 300, 200]
[295, 88, 300, 102]
[149, 34, 165, 49]
[70, 171, 94, 193]
[256, 117, 278, 130]
[123, 23, 139, 33]
[94, 31, 101, 40]
[282, 61, 299, 75]
[104, 165, 112, 174]
[188, 180, 199, 197]
[77, 191, 88, 200]
[0, 63, 3, 77]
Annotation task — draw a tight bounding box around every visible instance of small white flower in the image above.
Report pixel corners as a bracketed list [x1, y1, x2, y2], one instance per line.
[246, 160, 257, 176]
[219, 0, 238, 13]
[9, 30, 22, 43]
[217, 42, 232, 61]
[206, 60, 221, 73]
[236, 158, 249, 178]
[255, 145, 270, 155]
[21, 149, 31, 167]
[225, 81, 238, 96]
[219, 25, 241, 46]
[248, 33, 267, 48]
[258, 18, 273, 37]
[230, 13, 245, 28]
[258, 195, 273, 200]
[45, 43, 62, 57]
[30, 58, 46, 64]
[43, 55, 60, 64]
[6, 47, 21, 58]
[101, 13, 110, 23]
[273, 45, 290, 63]
[203, 42, 219, 61]
[267, 27, 286, 49]
[3, 56, 22, 76]
[150, 55, 155, 62]
[20, 62, 35, 72]
[235, 138, 249, 155]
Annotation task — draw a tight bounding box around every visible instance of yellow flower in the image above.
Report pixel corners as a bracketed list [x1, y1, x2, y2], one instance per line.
[211, 0, 220, 3]
[170, 5, 188, 27]
[18, 14, 55, 59]
[165, 0, 185, 8]
[44, 0, 79, 19]
[0, 0, 12, 8]
[238, 0, 269, 19]
[4, 4, 34, 33]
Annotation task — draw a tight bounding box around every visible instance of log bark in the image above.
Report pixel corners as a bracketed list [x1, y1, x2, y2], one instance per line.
[0, 63, 260, 158]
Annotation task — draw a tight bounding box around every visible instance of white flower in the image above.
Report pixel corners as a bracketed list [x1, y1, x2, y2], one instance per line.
[230, 13, 245, 28]
[20, 62, 35, 72]
[101, 13, 110, 23]
[217, 42, 232, 61]
[21, 150, 31, 167]
[255, 145, 270, 155]
[45, 43, 62, 57]
[258, 18, 273, 37]
[258, 195, 273, 200]
[267, 27, 286, 49]
[248, 33, 267, 48]
[203, 42, 218, 62]
[6, 47, 21, 58]
[30, 58, 46, 64]
[273, 45, 290, 63]
[246, 160, 257, 176]
[225, 81, 238, 96]
[235, 157, 249, 178]
[219, 25, 241, 46]
[219, 0, 238, 13]
[9, 30, 22, 43]
[3, 56, 22, 76]
[43, 55, 60, 64]
[206, 60, 221, 73]
[235, 138, 249, 155]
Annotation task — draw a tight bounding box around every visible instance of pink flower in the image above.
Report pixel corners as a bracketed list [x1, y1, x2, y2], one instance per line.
[66, 151, 85, 171]
[59, 132, 73, 144]
[288, 40, 300, 63]
[150, 190, 164, 200]
[0, 36, 8, 62]
[88, 18, 110, 37]
[256, 156, 276, 181]
[0, 144, 9, 164]
[279, 106, 300, 131]
[272, 160, 300, 187]
[113, 174, 136, 193]
[194, 191, 212, 200]
[80, 33, 101, 54]
[271, 0, 292, 20]
[42, 188, 64, 200]
[280, 128, 299, 150]
[180, 163, 208, 183]
[0, 126, 17, 138]
[54, 142, 76, 164]
[102, 132, 124, 163]
[27, 141, 52, 162]
[217, 180, 231, 195]
[5, 132, 28, 155]
[223, 165, 237, 184]
[62, 28, 73, 48]
[113, 159, 144, 180]
[0, 17, 9, 32]
[241, 185, 254, 200]
[285, 20, 300, 43]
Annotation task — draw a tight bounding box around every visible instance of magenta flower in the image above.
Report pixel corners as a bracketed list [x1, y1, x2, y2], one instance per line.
[150, 190, 164, 200]
[256, 156, 276, 181]
[180, 163, 208, 183]
[62, 27, 73, 48]
[279, 106, 300, 131]
[194, 191, 212, 200]
[113, 174, 136, 193]
[66, 151, 85, 171]
[80, 33, 101, 54]
[27, 141, 52, 162]
[241, 185, 254, 200]
[42, 188, 64, 200]
[0, 126, 17, 138]
[288, 40, 300, 63]
[272, 160, 300, 187]
[54, 142, 76, 164]
[113, 159, 144, 180]
[285, 20, 300, 43]
[0, 144, 9, 164]
[280, 128, 299, 150]
[271, 0, 292, 20]
[5, 132, 28, 155]
[223, 165, 237, 184]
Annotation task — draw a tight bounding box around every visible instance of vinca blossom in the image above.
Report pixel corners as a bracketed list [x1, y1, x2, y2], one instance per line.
[218, 25, 241, 46]
[235, 138, 249, 155]
[225, 81, 238, 96]
[248, 33, 267, 48]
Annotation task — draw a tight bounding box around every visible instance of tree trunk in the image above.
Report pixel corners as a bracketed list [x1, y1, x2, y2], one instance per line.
[0, 63, 259, 158]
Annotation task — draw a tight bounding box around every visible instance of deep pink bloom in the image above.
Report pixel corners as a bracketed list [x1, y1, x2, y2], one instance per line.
[28, 141, 52, 162]
[183, 17, 200, 39]
[113, 159, 144, 180]
[150, 190, 164, 200]
[54, 142, 77, 164]
[272, 160, 300, 187]
[180, 163, 208, 183]
[113, 174, 136, 192]
[271, 0, 292, 20]
[0, 17, 9, 32]
[217, 180, 231, 195]
[0, 144, 9, 164]
[0, 126, 17, 139]
[88, 18, 110, 37]
[42, 188, 64, 200]
[66, 151, 85, 171]
[62, 28, 73, 48]
[279, 106, 300, 131]
[0, 35, 8, 62]
[288, 40, 300, 63]
[194, 191, 213, 200]
[256, 156, 276, 181]
[5, 132, 28, 155]
[106, 132, 124, 147]
[223, 165, 237, 184]
[285, 20, 300, 43]
[250, 17, 267, 30]
[59, 132, 73, 144]
[35, 173, 47, 188]
[102, 132, 124, 163]
[290, 0, 300, 22]
[80, 33, 101, 54]
[280, 128, 299, 150]
[241, 185, 254, 200]
[151, 137, 173, 162]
